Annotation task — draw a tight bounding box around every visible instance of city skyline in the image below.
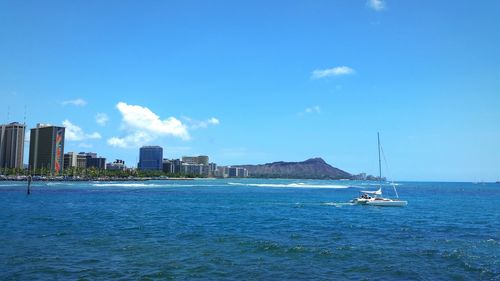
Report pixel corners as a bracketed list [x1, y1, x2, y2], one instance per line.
[1, 1, 499, 181]
[0, 123, 249, 178]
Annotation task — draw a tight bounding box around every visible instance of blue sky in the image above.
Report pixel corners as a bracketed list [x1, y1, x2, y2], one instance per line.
[1, 0, 499, 181]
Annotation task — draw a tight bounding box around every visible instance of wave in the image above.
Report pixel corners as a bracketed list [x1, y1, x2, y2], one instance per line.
[46, 182, 67, 186]
[322, 202, 355, 207]
[92, 183, 164, 187]
[227, 182, 350, 189]
[91, 183, 219, 188]
[359, 182, 402, 186]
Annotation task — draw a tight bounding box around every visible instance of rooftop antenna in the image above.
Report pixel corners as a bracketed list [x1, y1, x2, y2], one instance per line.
[6, 106, 10, 122]
[23, 105, 27, 125]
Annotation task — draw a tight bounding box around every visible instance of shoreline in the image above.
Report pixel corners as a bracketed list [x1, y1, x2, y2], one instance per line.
[0, 176, 197, 182]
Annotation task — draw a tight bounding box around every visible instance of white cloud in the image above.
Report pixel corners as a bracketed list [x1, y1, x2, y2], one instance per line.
[183, 117, 221, 129]
[298, 106, 321, 116]
[107, 131, 153, 148]
[208, 117, 220, 125]
[61, 98, 87, 107]
[305, 106, 321, 114]
[95, 113, 109, 126]
[107, 137, 128, 148]
[63, 120, 102, 141]
[367, 0, 385, 11]
[107, 102, 190, 148]
[311, 66, 355, 79]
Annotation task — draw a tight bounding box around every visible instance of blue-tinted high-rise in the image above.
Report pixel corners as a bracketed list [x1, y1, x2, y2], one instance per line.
[138, 146, 163, 171]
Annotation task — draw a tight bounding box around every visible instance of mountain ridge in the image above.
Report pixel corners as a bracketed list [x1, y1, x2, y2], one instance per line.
[235, 157, 352, 179]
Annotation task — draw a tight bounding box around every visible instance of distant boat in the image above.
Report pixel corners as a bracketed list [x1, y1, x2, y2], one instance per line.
[351, 133, 407, 207]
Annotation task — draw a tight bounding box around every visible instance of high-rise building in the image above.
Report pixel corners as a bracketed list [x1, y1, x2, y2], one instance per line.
[237, 168, 249, 177]
[209, 162, 217, 176]
[197, 155, 209, 165]
[83, 152, 97, 158]
[226, 166, 248, 178]
[228, 167, 238, 177]
[106, 159, 125, 171]
[76, 153, 88, 168]
[171, 159, 182, 174]
[138, 146, 163, 170]
[181, 163, 203, 175]
[86, 156, 106, 169]
[182, 155, 209, 165]
[180, 155, 210, 176]
[0, 122, 26, 170]
[29, 124, 65, 174]
[215, 166, 229, 178]
[63, 152, 77, 170]
[162, 159, 174, 174]
[64, 152, 105, 170]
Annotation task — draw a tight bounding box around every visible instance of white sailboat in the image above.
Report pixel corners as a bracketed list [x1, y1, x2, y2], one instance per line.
[351, 133, 407, 207]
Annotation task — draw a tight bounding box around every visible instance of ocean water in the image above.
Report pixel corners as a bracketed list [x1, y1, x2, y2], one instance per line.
[0, 179, 499, 280]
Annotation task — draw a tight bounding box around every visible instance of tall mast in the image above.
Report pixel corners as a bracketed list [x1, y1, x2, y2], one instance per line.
[378, 132, 382, 187]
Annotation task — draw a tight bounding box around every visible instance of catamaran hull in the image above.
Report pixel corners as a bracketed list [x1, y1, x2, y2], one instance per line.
[351, 198, 407, 207]
[351, 199, 369, 204]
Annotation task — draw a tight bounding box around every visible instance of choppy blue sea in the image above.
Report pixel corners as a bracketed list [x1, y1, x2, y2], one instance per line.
[0, 179, 499, 280]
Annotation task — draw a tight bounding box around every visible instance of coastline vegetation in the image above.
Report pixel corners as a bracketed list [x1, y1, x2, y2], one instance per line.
[0, 167, 204, 181]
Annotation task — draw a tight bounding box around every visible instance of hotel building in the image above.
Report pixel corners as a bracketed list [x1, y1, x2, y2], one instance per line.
[29, 124, 65, 174]
[138, 146, 163, 171]
[0, 122, 25, 170]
